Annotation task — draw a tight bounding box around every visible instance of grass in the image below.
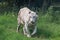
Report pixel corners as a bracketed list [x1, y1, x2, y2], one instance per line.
[0, 11, 60, 40]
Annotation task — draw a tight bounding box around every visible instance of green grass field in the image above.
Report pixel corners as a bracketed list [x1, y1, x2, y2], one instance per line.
[0, 11, 60, 40]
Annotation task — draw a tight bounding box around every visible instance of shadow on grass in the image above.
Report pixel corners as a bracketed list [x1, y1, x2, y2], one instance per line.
[32, 28, 53, 38]
[18, 24, 53, 38]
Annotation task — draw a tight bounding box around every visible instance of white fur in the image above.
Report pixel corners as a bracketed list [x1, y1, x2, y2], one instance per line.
[17, 7, 38, 37]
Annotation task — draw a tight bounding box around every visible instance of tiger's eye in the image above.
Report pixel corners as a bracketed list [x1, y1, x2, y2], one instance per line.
[33, 16, 35, 18]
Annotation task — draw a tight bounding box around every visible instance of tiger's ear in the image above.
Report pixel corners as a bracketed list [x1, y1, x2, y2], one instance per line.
[29, 11, 31, 14]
